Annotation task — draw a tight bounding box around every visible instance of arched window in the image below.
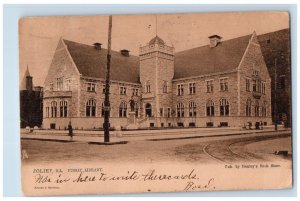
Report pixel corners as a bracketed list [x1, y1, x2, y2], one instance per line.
[246, 99, 252, 116]
[101, 102, 110, 117]
[262, 101, 267, 117]
[206, 100, 214, 116]
[163, 81, 168, 93]
[189, 101, 196, 117]
[254, 100, 260, 117]
[45, 103, 50, 118]
[119, 101, 127, 117]
[51, 101, 57, 117]
[220, 98, 229, 116]
[177, 102, 184, 118]
[59, 100, 68, 117]
[86, 99, 96, 117]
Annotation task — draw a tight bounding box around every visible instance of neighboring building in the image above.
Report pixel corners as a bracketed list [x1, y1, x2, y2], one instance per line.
[20, 67, 43, 128]
[258, 28, 291, 127]
[42, 31, 272, 129]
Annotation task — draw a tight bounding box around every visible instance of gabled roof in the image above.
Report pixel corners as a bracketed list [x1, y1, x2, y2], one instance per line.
[63, 39, 140, 83]
[174, 34, 252, 79]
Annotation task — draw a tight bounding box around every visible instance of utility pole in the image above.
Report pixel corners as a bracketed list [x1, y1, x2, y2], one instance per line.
[104, 15, 112, 143]
[274, 58, 278, 131]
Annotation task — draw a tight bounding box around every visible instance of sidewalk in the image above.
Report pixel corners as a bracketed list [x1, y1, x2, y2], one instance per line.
[21, 126, 290, 143]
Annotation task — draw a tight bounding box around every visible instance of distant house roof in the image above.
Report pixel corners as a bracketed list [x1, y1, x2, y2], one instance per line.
[173, 34, 252, 79]
[63, 39, 140, 83]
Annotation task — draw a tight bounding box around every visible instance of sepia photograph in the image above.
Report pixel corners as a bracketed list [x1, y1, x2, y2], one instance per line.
[19, 12, 292, 196]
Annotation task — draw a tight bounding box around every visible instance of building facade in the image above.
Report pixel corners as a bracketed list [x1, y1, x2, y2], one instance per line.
[20, 67, 43, 128]
[42, 31, 272, 130]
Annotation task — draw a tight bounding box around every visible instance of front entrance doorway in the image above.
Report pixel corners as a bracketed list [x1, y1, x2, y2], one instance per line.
[145, 103, 152, 117]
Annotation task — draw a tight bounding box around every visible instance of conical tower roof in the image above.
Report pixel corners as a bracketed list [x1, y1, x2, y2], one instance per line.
[20, 66, 32, 90]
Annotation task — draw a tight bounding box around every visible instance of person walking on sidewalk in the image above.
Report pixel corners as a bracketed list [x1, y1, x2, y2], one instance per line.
[68, 121, 73, 141]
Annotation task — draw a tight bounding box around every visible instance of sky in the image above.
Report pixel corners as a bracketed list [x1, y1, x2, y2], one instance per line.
[19, 12, 289, 87]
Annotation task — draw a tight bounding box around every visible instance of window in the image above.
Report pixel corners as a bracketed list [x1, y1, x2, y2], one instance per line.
[246, 99, 252, 116]
[46, 106, 50, 118]
[159, 108, 164, 117]
[101, 103, 105, 117]
[177, 84, 184, 96]
[246, 78, 251, 92]
[59, 100, 68, 117]
[188, 101, 197, 117]
[87, 83, 96, 92]
[261, 82, 266, 94]
[189, 83, 196, 94]
[206, 100, 214, 116]
[135, 102, 139, 117]
[262, 101, 267, 117]
[163, 81, 168, 93]
[120, 86, 127, 95]
[57, 77, 63, 91]
[177, 102, 184, 118]
[66, 79, 71, 91]
[167, 108, 171, 118]
[254, 100, 260, 117]
[145, 81, 151, 93]
[102, 84, 106, 94]
[220, 98, 229, 116]
[219, 78, 228, 91]
[51, 101, 57, 117]
[279, 75, 286, 89]
[119, 101, 127, 117]
[132, 88, 139, 96]
[206, 80, 213, 93]
[50, 83, 54, 91]
[86, 99, 96, 117]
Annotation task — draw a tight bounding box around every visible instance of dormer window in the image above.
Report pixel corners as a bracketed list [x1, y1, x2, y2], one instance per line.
[87, 82, 96, 92]
[208, 35, 222, 48]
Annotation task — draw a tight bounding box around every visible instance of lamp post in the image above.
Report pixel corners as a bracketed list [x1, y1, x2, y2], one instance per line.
[274, 58, 278, 131]
[103, 15, 112, 143]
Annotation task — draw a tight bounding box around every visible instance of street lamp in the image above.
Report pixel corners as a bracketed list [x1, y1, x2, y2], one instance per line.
[103, 15, 112, 143]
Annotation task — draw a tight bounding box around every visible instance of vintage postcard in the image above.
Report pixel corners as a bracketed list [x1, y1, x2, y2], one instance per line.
[19, 12, 292, 196]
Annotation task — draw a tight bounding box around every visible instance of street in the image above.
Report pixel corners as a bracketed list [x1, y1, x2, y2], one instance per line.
[21, 130, 292, 165]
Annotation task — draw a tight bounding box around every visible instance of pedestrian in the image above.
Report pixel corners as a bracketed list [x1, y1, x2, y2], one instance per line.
[68, 121, 73, 141]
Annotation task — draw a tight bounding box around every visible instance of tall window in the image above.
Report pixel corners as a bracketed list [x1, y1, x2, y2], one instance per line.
[206, 80, 213, 93]
[57, 77, 63, 91]
[262, 101, 267, 117]
[206, 100, 215, 116]
[254, 100, 260, 117]
[219, 78, 228, 91]
[167, 108, 171, 118]
[51, 101, 57, 117]
[50, 83, 54, 91]
[86, 99, 96, 117]
[246, 99, 252, 116]
[59, 100, 68, 117]
[159, 108, 164, 117]
[261, 82, 266, 94]
[119, 101, 127, 117]
[102, 84, 106, 94]
[135, 102, 139, 117]
[177, 84, 184, 96]
[66, 79, 71, 91]
[163, 81, 168, 93]
[189, 83, 196, 94]
[188, 101, 197, 117]
[120, 86, 127, 95]
[220, 98, 229, 116]
[279, 75, 286, 89]
[87, 83, 96, 92]
[46, 105, 50, 118]
[177, 102, 184, 117]
[246, 78, 251, 91]
[101, 102, 110, 117]
[145, 81, 151, 93]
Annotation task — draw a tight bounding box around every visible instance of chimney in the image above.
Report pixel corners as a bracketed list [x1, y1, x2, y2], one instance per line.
[208, 35, 222, 48]
[93, 42, 102, 50]
[120, 49, 130, 57]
